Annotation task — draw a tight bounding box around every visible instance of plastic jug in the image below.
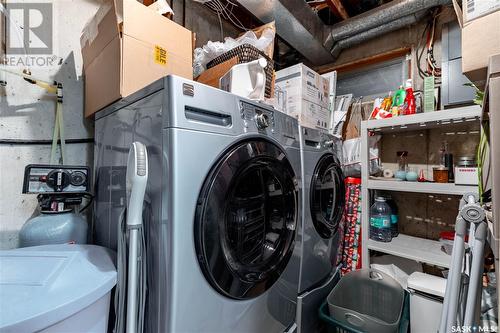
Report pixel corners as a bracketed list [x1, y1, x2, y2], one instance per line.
[391, 85, 406, 116]
[219, 58, 267, 101]
[369, 197, 392, 242]
[403, 79, 416, 115]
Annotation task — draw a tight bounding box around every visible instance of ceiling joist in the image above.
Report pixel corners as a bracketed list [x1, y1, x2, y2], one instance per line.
[325, 0, 349, 20]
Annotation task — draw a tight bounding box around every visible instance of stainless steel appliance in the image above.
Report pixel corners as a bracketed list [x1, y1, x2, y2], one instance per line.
[295, 127, 345, 333]
[94, 75, 301, 332]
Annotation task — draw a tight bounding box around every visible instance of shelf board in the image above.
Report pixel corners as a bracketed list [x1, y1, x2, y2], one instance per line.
[367, 234, 451, 268]
[363, 105, 481, 132]
[367, 179, 478, 195]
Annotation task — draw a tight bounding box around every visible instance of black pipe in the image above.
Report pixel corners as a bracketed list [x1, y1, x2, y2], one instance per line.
[0, 138, 94, 145]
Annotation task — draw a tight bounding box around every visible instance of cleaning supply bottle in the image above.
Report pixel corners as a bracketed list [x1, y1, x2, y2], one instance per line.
[391, 85, 406, 116]
[381, 92, 393, 111]
[403, 79, 416, 115]
[369, 197, 392, 242]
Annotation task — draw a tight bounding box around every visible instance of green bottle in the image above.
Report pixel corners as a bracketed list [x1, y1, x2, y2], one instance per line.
[392, 85, 406, 107]
[391, 85, 406, 116]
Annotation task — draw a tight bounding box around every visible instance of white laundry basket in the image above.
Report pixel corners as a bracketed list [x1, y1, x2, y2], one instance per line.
[0, 244, 117, 333]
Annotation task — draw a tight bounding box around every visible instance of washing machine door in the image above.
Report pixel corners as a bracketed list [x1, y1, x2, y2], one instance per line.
[195, 139, 298, 300]
[310, 154, 345, 239]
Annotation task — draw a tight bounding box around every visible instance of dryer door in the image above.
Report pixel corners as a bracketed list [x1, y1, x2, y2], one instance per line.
[195, 139, 298, 300]
[310, 154, 345, 239]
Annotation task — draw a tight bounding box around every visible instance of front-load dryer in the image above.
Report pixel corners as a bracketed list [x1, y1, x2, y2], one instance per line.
[295, 126, 345, 333]
[94, 75, 301, 332]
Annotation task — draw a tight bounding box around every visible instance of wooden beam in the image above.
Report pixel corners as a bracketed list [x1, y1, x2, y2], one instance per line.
[308, 1, 329, 12]
[315, 47, 411, 74]
[325, 0, 349, 20]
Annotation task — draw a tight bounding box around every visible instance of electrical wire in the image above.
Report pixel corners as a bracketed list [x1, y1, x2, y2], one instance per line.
[79, 193, 94, 213]
[416, 8, 443, 80]
[114, 210, 128, 333]
[113, 208, 147, 333]
[203, 0, 248, 31]
[217, 11, 224, 40]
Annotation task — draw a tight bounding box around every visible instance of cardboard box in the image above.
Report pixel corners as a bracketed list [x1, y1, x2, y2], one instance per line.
[275, 63, 330, 108]
[286, 99, 329, 130]
[275, 63, 330, 129]
[463, 0, 500, 24]
[81, 0, 193, 117]
[462, 11, 500, 82]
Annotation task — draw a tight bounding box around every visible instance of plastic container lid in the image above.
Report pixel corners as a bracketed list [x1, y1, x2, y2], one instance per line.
[407, 272, 446, 297]
[344, 177, 361, 185]
[0, 244, 116, 332]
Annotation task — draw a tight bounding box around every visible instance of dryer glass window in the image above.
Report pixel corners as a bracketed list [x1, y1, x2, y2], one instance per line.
[195, 140, 298, 300]
[310, 154, 345, 238]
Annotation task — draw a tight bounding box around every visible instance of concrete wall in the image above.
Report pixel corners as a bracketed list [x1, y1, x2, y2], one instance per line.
[0, 0, 240, 249]
[0, 0, 99, 249]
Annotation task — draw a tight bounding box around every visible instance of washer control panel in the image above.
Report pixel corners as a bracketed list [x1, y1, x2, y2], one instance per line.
[23, 164, 90, 194]
[240, 101, 275, 130]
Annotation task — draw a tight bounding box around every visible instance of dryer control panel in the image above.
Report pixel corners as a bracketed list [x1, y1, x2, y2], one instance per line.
[240, 101, 275, 130]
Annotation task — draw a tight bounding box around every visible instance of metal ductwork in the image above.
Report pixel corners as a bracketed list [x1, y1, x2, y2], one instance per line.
[324, 0, 452, 51]
[330, 9, 429, 59]
[236, 0, 334, 64]
[238, 0, 451, 65]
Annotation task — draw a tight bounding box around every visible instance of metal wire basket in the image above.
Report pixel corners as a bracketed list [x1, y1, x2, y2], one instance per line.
[206, 44, 274, 98]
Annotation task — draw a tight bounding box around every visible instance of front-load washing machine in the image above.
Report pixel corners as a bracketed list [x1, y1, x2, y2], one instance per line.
[295, 126, 345, 333]
[94, 75, 301, 332]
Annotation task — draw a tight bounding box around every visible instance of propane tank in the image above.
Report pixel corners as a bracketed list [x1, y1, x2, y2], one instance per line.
[19, 210, 88, 247]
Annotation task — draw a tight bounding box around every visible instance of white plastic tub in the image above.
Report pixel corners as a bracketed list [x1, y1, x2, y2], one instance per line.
[0, 244, 117, 333]
[407, 272, 446, 333]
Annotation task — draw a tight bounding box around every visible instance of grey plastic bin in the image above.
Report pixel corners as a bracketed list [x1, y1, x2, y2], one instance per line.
[327, 269, 405, 333]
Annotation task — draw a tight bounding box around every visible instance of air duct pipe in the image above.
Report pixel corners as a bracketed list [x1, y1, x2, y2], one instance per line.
[324, 0, 452, 51]
[330, 9, 429, 59]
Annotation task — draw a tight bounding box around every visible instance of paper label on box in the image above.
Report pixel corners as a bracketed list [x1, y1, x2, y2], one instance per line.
[154, 45, 168, 66]
[465, 0, 500, 22]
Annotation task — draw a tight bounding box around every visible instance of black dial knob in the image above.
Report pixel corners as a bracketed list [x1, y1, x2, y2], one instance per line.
[256, 113, 270, 129]
[70, 171, 87, 186]
[46, 170, 71, 192]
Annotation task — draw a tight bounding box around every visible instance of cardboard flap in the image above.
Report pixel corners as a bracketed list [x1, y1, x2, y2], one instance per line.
[81, 0, 120, 68]
[84, 36, 122, 117]
[195, 57, 239, 88]
[122, 0, 192, 60]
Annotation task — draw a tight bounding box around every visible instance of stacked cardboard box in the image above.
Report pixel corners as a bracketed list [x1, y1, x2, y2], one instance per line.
[461, 0, 500, 82]
[81, 0, 193, 117]
[275, 64, 330, 130]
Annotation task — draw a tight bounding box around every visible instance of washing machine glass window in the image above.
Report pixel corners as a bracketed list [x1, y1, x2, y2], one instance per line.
[310, 154, 345, 238]
[195, 139, 298, 300]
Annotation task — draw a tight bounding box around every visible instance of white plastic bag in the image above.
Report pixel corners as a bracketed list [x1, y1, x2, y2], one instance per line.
[342, 135, 381, 177]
